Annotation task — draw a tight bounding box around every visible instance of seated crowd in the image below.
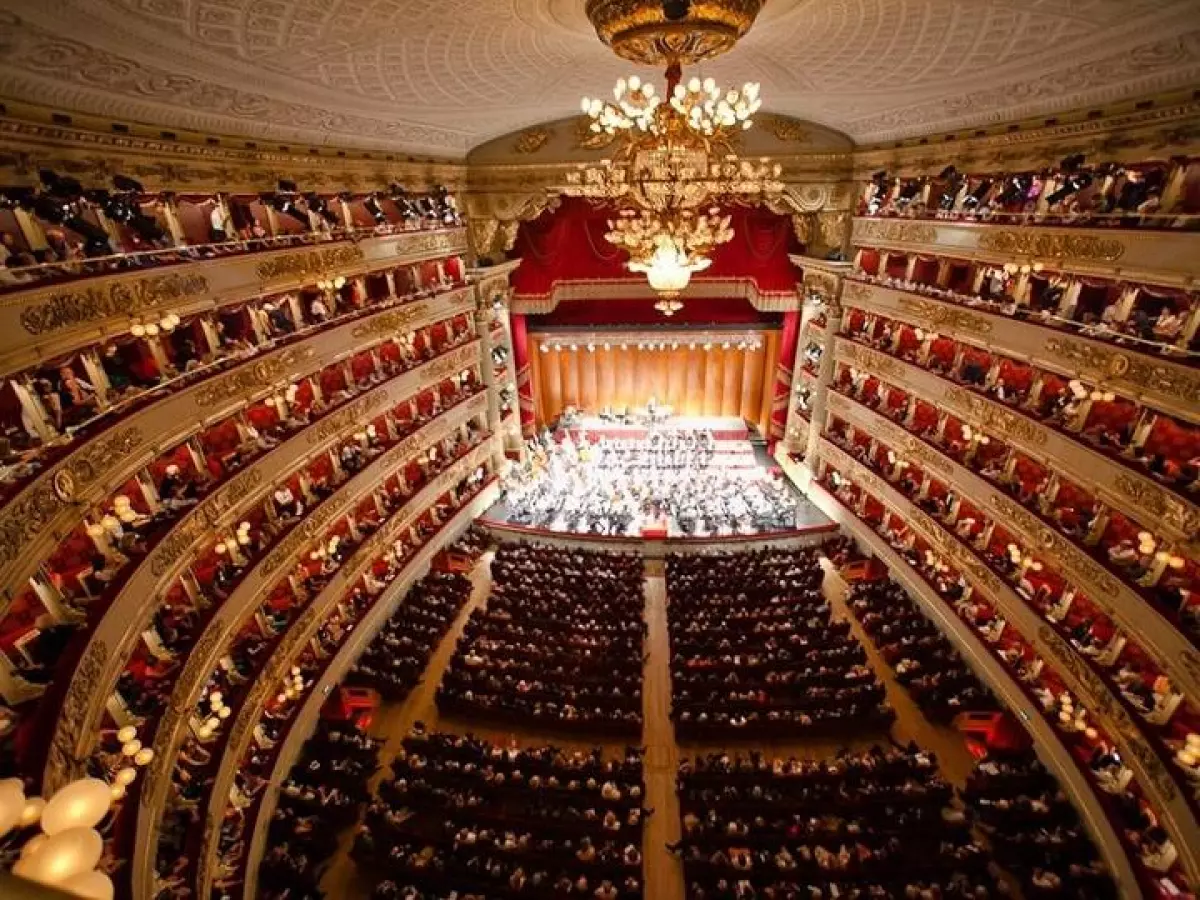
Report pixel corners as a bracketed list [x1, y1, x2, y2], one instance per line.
[675, 744, 993, 900]
[354, 729, 647, 899]
[258, 721, 383, 900]
[844, 577, 995, 723]
[505, 430, 802, 537]
[439, 543, 645, 735]
[965, 751, 1116, 898]
[667, 547, 892, 740]
[347, 571, 476, 701]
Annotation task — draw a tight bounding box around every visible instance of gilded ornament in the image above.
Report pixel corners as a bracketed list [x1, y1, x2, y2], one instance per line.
[19, 272, 208, 335]
[896, 296, 993, 336]
[45, 640, 107, 793]
[0, 428, 141, 567]
[976, 230, 1125, 263]
[194, 347, 314, 408]
[1042, 335, 1200, 407]
[351, 302, 431, 341]
[149, 470, 266, 577]
[851, 219, 938, 246]
[764, 115, 811, 144]
[943, 388, 1048, 447]
[304, 390, 391, 447]
[585, 0, 766, 66]
[1112, 473, 1200, 541]
[514, 128, 552, 155]
[255, 245, 364, 283]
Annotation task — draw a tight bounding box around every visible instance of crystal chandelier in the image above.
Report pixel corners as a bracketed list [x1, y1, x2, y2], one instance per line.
[564, 65, 783, 310]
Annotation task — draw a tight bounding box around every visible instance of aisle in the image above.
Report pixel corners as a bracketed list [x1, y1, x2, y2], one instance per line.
[318, 553, 496, 899]
[641, 575, 685, 900]
[316, 549, 978, 900]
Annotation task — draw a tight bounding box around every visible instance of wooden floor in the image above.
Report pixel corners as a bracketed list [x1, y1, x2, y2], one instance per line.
[318, 554, 978, 900]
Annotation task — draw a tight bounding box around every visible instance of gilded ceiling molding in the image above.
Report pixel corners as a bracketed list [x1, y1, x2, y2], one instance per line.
[0, 118, 467, 193]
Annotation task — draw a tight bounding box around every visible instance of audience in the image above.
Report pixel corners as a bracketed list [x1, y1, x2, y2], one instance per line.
[354, 729, 646, 899]
[667, 547, 893, 740]
[439, 543, 645, 735]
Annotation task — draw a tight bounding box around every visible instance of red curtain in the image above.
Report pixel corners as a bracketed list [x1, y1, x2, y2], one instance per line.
[510, 314, 536, 438]
[770, 311, 800, 439]
[511, 198, 803, 298]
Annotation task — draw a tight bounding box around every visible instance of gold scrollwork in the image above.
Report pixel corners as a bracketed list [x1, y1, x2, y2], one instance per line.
[943, 388, 1048, 447]
[896, 296, 993, 337]
[304, 391, 391, 447]
[350, 302, 431, 341]
[194, 347, 314, 409]
[45, 640, 107, 792]
[0, 427, 142, 567]
[851, 219, 938, 246]
[149, 470, 266, 578]
[514, 128, 552, 155]
[1112, 473, 1200, 542]
[255, 245, 364, 283]
[1045, 337, 1199, 406]
[20, 272, 209, 335]
[977, 230, 1125, 263]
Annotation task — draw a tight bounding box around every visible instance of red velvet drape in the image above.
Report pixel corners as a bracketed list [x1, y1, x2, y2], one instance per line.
[510, 314, 536, 438]
[770, 310, 800, 440]
[511, 198, 803, 298]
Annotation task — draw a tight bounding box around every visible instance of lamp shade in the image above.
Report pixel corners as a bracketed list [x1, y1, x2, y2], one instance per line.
[13, 826, 103, 885]
[40, 779, 113, 835]
[60, 870, 115, 900]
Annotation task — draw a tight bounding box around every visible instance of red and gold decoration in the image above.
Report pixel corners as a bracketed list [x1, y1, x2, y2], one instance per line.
[566, 1, 782, 312]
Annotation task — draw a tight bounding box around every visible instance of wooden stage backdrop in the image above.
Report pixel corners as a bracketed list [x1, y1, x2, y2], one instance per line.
[528, 331, 781, 434]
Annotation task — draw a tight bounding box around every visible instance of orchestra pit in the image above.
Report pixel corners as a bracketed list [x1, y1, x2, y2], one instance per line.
[0, 3, 1196, 899]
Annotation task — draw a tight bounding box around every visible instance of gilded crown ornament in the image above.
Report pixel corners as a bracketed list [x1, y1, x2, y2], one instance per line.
[585, 0, 766, 66]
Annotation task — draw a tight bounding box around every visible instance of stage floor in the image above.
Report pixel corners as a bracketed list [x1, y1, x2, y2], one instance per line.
[561, 414, 750, 441]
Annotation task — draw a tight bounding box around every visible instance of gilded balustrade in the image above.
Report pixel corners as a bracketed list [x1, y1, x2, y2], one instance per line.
[841, 280, 1199, 425]
[833, 337, 1200, 549]
[0, 228, 469, 375]
[0, 287, 476, 614]
[849, 218, 1200, 288]
[184, 441, 496, 900]
[815, 437, 1200, 884]
[44, 367, 486, 793]
[825, 388, 1200, 703]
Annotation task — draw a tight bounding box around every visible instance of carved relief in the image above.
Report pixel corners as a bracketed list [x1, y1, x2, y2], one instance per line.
[20, 272, 209, 335]
[304, 391, 391, 447]
[514, 127, 552, 154]
[839, 342, 901, 379]
[0, 428, 141, 566]
[255, 246, 365, 283]
[896, 296, 993, 337]
[1112, 473, 1200, 541]
[976, 230, 1125, 263]
[194, 348, 315, 408]
[350, 302, 431, 341]
[45, 640, 107, 792]
[851, 219, 937, 246]
[1044, 337, 1199, 406]
[148, 470, 267, 578]
[943, 388, 1048, 447]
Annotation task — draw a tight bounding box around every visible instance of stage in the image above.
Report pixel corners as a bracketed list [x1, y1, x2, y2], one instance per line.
[483, 415, 835, 548]
[559, 414, 750, 442]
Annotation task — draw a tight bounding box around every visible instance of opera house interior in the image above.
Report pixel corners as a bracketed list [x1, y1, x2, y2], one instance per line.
[0, 1, 1198, 898]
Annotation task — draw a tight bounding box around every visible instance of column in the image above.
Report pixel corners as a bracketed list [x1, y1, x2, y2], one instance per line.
[804, 291, 844, 470]
[510, 313, 536, 439]
[770, 309, 801, 443]
[474, 307, 504, 470]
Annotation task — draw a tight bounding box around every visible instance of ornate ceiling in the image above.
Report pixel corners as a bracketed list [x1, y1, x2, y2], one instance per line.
[0, 0, 1197, 157]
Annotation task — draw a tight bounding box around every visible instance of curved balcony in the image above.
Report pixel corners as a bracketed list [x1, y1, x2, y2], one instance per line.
[809, 450, 1198, 893]
[826, 369, 1200, 662]
[832, 331, 1199, 550]
[823, 412, 1200, 811]
[140, 440, 496, 899]
[855, 158, 1200, 235]
[203, 480, 495, 900]
[850, 217, 1200, 287]
[0, 285, 478, 625]
[842, 278, 1198, 420]
[37, 363, 487, 792]
[0, 226, 468, 374]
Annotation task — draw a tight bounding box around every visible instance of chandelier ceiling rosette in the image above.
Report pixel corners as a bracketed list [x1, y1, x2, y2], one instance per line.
[566, 2, 784, 313]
